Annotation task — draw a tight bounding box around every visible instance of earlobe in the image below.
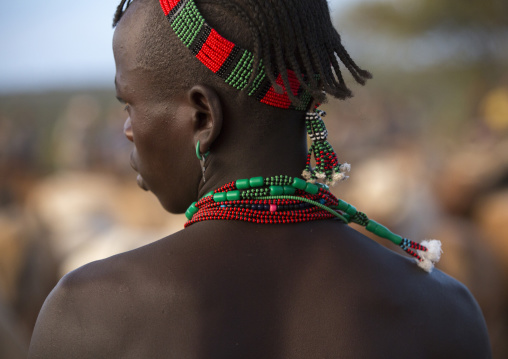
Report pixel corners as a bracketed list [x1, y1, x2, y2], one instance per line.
[188, 85, 223, 154]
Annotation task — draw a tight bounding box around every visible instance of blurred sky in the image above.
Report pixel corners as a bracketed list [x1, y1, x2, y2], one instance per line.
[0, 0, 368, 94]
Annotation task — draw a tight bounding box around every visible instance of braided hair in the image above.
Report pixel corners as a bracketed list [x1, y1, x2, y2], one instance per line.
[113, 0, 371, 105]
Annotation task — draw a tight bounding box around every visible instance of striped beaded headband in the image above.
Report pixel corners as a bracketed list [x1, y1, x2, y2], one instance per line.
[159, 0, 313, 110]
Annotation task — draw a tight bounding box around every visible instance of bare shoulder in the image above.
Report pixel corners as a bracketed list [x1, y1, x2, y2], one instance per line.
[28, 253, 134, 358]
[415, 268, 492, 358]
[291, 221, 492, 358]
[28, 230, 188, 359]
[344, 227, 493, 358]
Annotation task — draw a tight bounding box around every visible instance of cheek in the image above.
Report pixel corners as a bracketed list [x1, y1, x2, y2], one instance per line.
[131, 112, 169, 156]
[132, 113, 194, 180]
[128, 106, 202, 212]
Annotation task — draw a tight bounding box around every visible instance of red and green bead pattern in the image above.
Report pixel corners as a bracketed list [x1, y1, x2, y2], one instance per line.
[184, 175, 432, 266]
[303, 109, 347, 185]
[159, 0, 312, 110]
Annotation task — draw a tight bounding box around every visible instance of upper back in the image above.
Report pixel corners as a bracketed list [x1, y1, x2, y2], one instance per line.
[29, 220, 491, 359]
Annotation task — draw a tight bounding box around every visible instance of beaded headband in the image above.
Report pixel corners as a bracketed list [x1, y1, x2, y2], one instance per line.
[159, 0, 313, 110]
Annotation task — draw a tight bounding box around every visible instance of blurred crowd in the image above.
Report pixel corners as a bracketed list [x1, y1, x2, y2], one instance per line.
[1, 0, 507, 358]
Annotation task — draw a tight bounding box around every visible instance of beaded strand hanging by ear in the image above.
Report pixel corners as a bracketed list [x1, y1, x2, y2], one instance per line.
[302, 107, 350, 186]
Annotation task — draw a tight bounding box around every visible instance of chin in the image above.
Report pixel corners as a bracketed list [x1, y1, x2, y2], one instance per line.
[157, 196, 190, 215]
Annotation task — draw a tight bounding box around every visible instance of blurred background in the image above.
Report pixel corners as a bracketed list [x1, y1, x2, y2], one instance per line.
[0, 0, 507, 357]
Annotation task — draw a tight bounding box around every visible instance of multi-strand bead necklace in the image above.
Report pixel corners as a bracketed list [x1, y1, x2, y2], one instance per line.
[185, 175, 442, 272]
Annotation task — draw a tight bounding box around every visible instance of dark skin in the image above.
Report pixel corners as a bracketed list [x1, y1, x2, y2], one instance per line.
[29, 1, 491, 358]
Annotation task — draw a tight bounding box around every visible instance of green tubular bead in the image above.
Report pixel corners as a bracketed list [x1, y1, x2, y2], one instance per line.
[337, 199, 357, 217]
[213, 192, 227, 202]
[203, 191, 214, 199]
[226, 190, 241, 201]
[236, 179, 250, 190]
[249, 177, 264, 187]
[292, 177, 307, 190]
[189, 203, 199, 214]
[336, 200, 357, 217]
[269, 186, 284, 196]
[185, 202, 199, 220]
[366, 220, 403, 246]
[283, 186, 296, 195]
[305, 183, 319, 195]
[345, 204, 357, 217]
[337, 199, 349, 212]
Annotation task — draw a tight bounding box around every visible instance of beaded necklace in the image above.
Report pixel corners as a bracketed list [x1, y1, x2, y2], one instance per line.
[159, 0, 312, 110]
[185, 175, 442, 272]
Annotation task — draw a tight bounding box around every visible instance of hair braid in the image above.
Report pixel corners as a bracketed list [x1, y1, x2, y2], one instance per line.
[280, 1, 318, 92]
[314, 0, 351, 97]
[334, 33, 371, 84]
[300, 3, 335, 102]
[247, 1, 279, 92]
[260, 2, 297, 101]
[275, 1, 310, 106]
[113, 0, 132, 27]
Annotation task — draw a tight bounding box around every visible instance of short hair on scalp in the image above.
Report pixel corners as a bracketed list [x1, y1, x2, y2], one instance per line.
[113, 0, 372, 106]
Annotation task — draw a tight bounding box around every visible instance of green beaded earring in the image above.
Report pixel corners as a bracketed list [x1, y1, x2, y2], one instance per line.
[196, 141, 210, 183]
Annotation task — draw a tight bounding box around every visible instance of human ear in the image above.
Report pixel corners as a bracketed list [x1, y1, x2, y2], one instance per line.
[187, 85, 223, 154]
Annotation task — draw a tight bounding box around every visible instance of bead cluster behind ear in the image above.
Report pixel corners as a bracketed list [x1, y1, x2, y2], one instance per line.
[303, 107, 350, 186]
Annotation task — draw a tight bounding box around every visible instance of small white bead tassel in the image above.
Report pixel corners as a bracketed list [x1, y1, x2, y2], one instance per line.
[416, 239, 443, 273]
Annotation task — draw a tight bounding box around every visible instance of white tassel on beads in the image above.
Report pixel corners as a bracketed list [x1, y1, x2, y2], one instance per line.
[333, 171, 348, 182]
[316, 172, 327, 179]
[302, 170, 312, 180]
[416, 239, 442, 273]
[340, 163, 351, 173]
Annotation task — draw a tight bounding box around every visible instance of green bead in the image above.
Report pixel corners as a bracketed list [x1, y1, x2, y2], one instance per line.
[305, 183, 319, 195]
[342, 213, 351, 223]
[185, 202, 199, 220]
[283, 186, 296, 195]
[366, 220, 402, 245]
[189, 202, 199, 214]
[292, 177, 307, 190]
[203, 191, 214, 199]
[213, 192, 227, 202]
[345, 204, 357, 217]
[226, 190, 241, 201]
[269, 186, 284, 196]
[337, 199, 349, 212]
[249, 177, 264, 187]
[236, 179, 250, 190]
[337, 200, 357, 217]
